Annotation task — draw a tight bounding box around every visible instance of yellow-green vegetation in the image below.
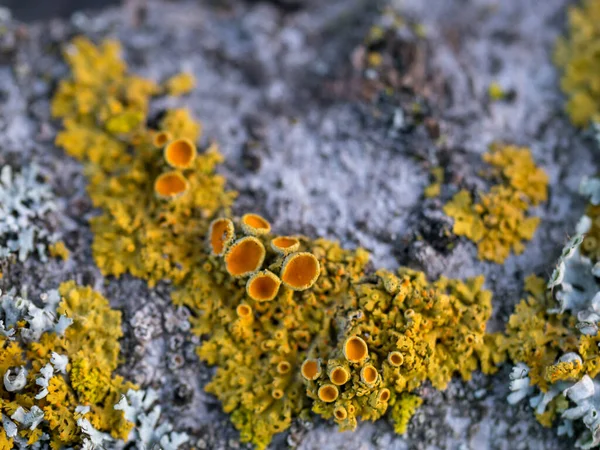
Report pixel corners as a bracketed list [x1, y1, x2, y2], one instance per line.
[52, 37, 503, 449]
[49, 241, 70, 261]
[444, 143, 548, 263]
[502, 275, 578, 394]
[173, 215, 370, 449]
[488, 82, 505, 101]
[581, 202, 600, 262]
[51, 37, 236, 286]
[424, 167, 443, 198]
[304, 269, 501, 432]
[0, 281, 133, 448]
[554, 0, 600, 126]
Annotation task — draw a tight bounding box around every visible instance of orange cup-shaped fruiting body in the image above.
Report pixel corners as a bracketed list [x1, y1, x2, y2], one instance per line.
[387, 351, 404, 367]
[301, 359, 321, 381]
[344, 336, 369, 364]
[208, 218, 235, 256]
[241, 213, 271, 235]
[317, 384, 339, 403]
[153, 131, 172, 148]
[246, 270, 281, 301]
[360, 364, 379, 386]
[378, 388, 391, 403]
[225, 237, 266, 277]
[280, 252, 320, 291]
[328, 366, 350, 386]
[236, 303, 253, 318]
[277, 361, 292, 375]
[334, 406, 348, 421]
[154, 171, 189, 199]
[236, 303, 253, 324]
[270, 236, 300, 255]
[164, 138, 197, 169]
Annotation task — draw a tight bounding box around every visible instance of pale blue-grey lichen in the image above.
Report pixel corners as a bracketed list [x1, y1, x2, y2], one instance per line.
[0, 164, 61, 262]
[113, 388, 189, 450]
[507, 175, 600, 448]
[547, 178, 600, 336]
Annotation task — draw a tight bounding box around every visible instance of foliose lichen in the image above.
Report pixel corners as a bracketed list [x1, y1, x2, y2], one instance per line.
[52, 37, 502, 450]
[303, 268, 501, 433]
[554, 0, 600, 127]
[51, 37, 236, 287]
[444, 143, 548, 263]
[504, 176, 600, 448]
[0, 164, 61, 263]
[0, 281, 132, 448]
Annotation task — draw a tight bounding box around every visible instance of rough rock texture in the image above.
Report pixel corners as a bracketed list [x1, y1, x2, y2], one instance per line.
[0, 0, 597, 448]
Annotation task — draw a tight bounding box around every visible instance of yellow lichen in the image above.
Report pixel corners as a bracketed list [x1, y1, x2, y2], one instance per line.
[0, 281, 134, 447]
[52, 37, 236, 287]
[306, 269, 501, 433]
[581, 203, 600, 262]
[554, 0, 600, 126]
[444, 143, 548, 263]
[424, 167, 443, 198]
[49, 241, 70, 261]
[51, 37, 502, 450]
[488, 81, 505, 101]
[164, 72, 196, 96]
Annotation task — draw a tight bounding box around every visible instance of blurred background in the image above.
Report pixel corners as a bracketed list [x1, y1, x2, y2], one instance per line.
[1, 0, 122, 21]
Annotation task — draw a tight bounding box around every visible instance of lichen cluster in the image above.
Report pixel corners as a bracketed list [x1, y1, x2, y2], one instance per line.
[174, 215, 369, 449]
[0, 281, 132, 448]
[444, 143, 548, 263]
[554, 0, 600, 127]
[303, 268, 500, 434]
[51, 37, 236, 286]
[0, 164, 61, 263]
[503, 177, 600, 449]
[50, 37, 504, 450]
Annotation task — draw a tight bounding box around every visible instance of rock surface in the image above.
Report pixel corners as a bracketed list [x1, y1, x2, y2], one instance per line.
[0, 0, 597, 448]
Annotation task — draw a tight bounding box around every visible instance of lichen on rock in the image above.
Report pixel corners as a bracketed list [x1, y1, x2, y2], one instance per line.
[444, 143, 548, 263]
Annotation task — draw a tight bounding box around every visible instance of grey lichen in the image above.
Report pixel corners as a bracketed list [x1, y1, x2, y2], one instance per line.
[547, 178, 600, 336]
[0, 164, 60, 263]
[114, 388, 190, 450]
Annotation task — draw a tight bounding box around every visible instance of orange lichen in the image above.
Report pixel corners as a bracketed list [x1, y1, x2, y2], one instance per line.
[280, 252, 320, 290]
[270, 236, 300, 254]
[153, 131, 172, 148]
[301, 359, 322, 381]
[344, 336, 369, 364]
[277, 361, 292, 374]
[388, 351, 403, 367]
[360, 364, 378, 385]
[209, 218, 235, 256]
[378, 389, 391, 402]
[164, 138, 197, 169]
[246, 270, 281, 301]
[241, 213, 271, 235]
[329, 366, 350, 385]
[334, 406, 348, 420]
[318, 384, 339, 403]
[154, 171, 189, 198]
[224, 237, 266, 277]
[272, 389, 284, 400]
[236, 304, 253, 318]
